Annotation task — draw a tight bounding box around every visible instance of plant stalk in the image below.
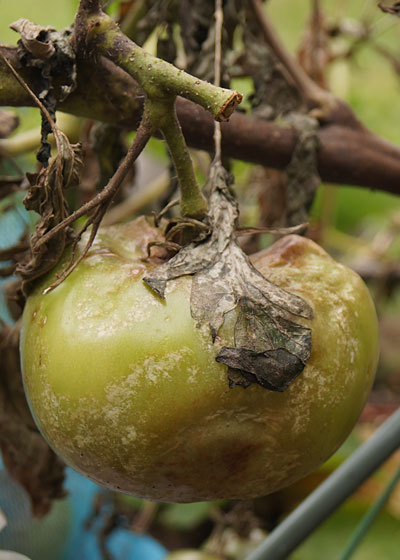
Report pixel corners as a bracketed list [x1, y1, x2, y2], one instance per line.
[84, 12, 241, 122]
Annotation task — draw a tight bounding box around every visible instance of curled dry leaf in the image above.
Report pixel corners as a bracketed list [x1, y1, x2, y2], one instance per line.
[10, 19, 77, 165]
[17, 132, 82, 295]
[0, 325, 65, 517]
[10, 18, 76, 100]
[145, 162, 313, 391]
[10, 19, 56, 59]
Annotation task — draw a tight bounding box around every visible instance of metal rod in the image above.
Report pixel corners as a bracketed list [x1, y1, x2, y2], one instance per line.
[339, 464, 400, 560]
[245, 407, 400, 560]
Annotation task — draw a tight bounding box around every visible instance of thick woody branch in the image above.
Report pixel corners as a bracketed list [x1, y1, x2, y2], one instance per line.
[1, 46, 400, 196]
[174, 99, 400, 196]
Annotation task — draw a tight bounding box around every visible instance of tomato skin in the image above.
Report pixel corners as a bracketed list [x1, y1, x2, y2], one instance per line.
[20, 219, 379, 502]
[163, 551, 222, 560]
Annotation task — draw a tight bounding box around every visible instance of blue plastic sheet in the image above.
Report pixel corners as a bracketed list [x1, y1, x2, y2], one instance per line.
[0, 462, 167, 560]
[0, 204, 28, 324]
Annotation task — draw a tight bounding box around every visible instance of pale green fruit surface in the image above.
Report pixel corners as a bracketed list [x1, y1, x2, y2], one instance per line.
[20, 218, 379, 502]
[163, 551, 222, 560]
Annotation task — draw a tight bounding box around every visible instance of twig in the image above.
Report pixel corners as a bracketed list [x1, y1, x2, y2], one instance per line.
[35, 106, 154, 254]
[236, 223, 308, 237]
[213, 0, 223, 163]
[249, 0, 336, 115]
[74, 2, 216, 219]
[0, 54, 57, 135]
[131, 501, 158, 534]
[0, 52, 65, 167]
[43, 204, 107, 293]
[154, 196, 180, 225]
[102, 171, 170, 226]
[0, 53, 72, 236]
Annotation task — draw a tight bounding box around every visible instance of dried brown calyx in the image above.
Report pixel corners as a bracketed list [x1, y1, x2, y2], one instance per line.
[144, 162, 313, 391]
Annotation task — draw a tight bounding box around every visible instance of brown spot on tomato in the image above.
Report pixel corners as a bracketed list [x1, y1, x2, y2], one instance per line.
[220, 440, 261, 476]
[252, 235, 326, 270]
[266, 235, 308, 266]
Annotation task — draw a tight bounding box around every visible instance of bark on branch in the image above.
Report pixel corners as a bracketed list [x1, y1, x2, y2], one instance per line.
[1, 46, 400, 196]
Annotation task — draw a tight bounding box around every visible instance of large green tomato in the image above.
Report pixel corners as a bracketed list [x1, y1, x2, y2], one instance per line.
[20, 218, 379, 502]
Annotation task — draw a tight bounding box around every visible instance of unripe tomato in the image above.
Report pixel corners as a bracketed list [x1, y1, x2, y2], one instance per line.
[20, 218, 379, 501]
[163, 551, 222, 560]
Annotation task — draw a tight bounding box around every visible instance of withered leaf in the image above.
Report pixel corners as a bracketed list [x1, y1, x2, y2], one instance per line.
[144, 162, 313, 391]
[11, 19, 77, 166]
[285, 113, 320, 227]
[10, 19, 56, 60]
[17, 133, 82, 295]
[0, 325, 65, 517]
[243, 18, 301, 119]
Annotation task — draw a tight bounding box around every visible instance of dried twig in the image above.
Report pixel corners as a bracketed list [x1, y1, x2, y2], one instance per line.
[249, 0, 336, 117]
[213, 0, 224, 163]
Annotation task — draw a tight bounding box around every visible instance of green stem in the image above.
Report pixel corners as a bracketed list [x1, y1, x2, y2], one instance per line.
[339, 466, 400, 560]
[85, 12, 241, 121]
[76, 4, 213, 219]
[146, 97, 207, 219]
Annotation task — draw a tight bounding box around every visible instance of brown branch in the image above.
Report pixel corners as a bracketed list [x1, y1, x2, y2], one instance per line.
[1, 46, 400, 196]
[175, 98, 400, 197]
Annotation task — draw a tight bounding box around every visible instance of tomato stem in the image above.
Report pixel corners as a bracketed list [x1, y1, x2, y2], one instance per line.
[81, 11, 241, 122]
[146, 97, 208, 219]
[74, 3, 221, 219]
